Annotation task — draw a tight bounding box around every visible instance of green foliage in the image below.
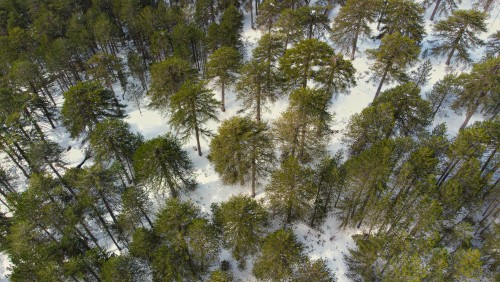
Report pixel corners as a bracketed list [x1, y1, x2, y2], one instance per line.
[169, 80, 219, 155]
[133, 133, 196, 198]
[265, 157, 316, 223]
[207, 270, 234, 282]
[61, 81, 124, 139]
[218, 5, 244, 51]
[330, 0, 379, 60]
[423, 0, 461, 19]
[431, 9, 488, 65]
[100, 256, 147, 282]
[212, 195, 268, 266]
[206, 46, 241, 111]
[253, 228, 304, 281]
[379, 0, 425, 43]
[368, 32, 420, 98]
[485, 30, 500, 58]
[294, 258, 336, 282]
[148, 57, 197, 111]
[236, 34, 286, 120]
[280, 38, 355, 93]
[89, 118, 143, 182]
[426, 73, 462, 118]
[273, 87, 332, 163]
[450, 56, 500, 127]
[209, 116, 274, 194]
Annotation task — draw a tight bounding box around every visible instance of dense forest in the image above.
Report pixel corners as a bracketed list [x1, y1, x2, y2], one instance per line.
[0, 0, 498, 281]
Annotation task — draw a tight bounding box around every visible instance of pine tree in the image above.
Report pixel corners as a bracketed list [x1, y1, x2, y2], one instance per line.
[279, 38, 333, 88]
[152, 198, 220, 279]
[253, 228, 305, 281]
[330, 0, 379, 60]
[209, 116, 274, 196]
[101, 256, 148, 282]
[294, 258, 336, 281]
[169, 80, 219, 156]
[273, 87, 332, 163]
[86, 52, 127, 95]
[372, 83, 433, 137]
[409, 60, 433, 88]
[61, 81, 124, 139]
[207, 270, 235, 282]
[368, 32, 420, 99]
[309, 154, 346, 228]
[378, 0, 425, 43]
[424, 0, 462, 21]
[89, 118, 143, 184]
[206, 46, 242, 112]
[133, 133, 196, 198]
[218, 5, 244, 52]
[451, 56, 500, 129]
[293, 5, 331, 39]
[211, 195, 268, 268]
[484, 30, 500, 58]
[431, 9, 488, 66]
[236, 34, 285, 121]
[148, 57, 198, 111]
[256, 0, 283, 32]
[265, 157, 316, 224]
[426, 73, 462, 119]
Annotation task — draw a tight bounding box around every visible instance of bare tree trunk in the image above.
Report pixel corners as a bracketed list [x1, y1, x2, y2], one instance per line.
[430, 0, 442, 21]
[374, 63, 390, 100]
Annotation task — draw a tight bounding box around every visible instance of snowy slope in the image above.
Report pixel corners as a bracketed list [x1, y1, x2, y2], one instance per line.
[1, 0, 499, 281]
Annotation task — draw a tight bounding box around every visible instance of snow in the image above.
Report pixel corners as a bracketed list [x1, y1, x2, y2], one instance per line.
[1, 0, 499, 281]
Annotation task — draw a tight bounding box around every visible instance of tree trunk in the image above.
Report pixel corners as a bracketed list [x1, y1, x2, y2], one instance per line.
[221, 81, 226, 112]
[256, 86, 262, 122]
[192, 100, 202, 156]
[251, 157, 257, 197]
[460, 108, 476, 130]
[250, 0, 255, 29]
[2, 145, 30, 178]
[351, 29, 359, 60]
[445, 46, 456, 65]
[374, 63, 390, 100]
[430, 0, 442, 21]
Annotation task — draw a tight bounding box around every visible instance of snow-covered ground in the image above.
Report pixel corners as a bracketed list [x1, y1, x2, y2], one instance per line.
[1, 1, 498, 281]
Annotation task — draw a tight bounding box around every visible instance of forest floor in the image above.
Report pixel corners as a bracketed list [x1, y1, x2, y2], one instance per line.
[1, 0, 499, 280]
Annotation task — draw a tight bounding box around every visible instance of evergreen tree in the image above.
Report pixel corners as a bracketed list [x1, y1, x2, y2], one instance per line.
[209, 117, 274, 196]
[86, 52, 127, 95]
[256, 0, 283, 32]
[148, 57, 198, 111]
[151, 198, 220, 279]
[431, 9, 488, 65]
[368, 32, 420, 99]
[89, 118, 143, 184]
[101, 256, 148, 282]
[451, 56, 500, 129]
[265, 157, 316, 224]
[484, 30, 500, 58]
[218, 5, 244, 52]
[378, 0, 425, 43]
[206, 46, 242, 112]
[61, 81, 124, 139]
[169, 80, 219, 156]
[133, 133, 196, 198]
[293, 5, 331, 40]
[409, 59, 433, 88]
[253, 228, 305, 281]
[309, 154, 346, 228]
[294, 258, 336, 281]
[426, 73, 462, 119]
[212, 195, 268, 268]
[330, 0, 379, 60]
[236, 33, 285, 121]
[273, 87, 332, 163]
[424, 0, 461, 21]
[208, 270, 235, 282]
